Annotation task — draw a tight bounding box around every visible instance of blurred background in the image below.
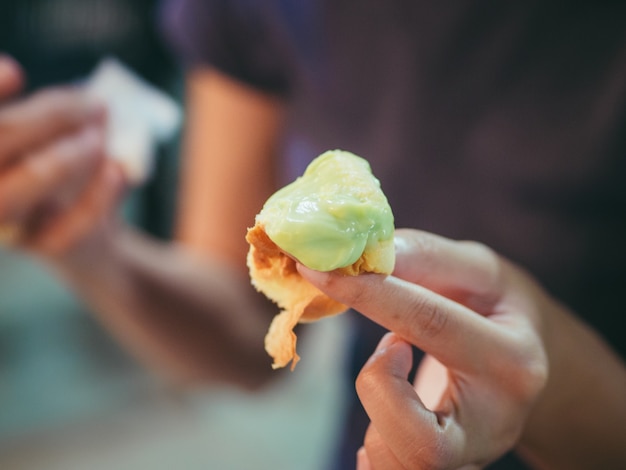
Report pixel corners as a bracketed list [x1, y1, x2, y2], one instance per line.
[0, 1, 347, 468]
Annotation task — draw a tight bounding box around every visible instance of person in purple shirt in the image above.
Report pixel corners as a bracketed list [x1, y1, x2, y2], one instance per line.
[1, 0, 625, 468]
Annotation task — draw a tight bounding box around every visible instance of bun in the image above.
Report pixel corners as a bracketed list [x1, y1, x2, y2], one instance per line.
[246, 150, 395, 369]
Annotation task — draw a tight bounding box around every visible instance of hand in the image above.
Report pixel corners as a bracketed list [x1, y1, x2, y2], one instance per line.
[0, 55, 126, 259]
[298, 229, 550, 469]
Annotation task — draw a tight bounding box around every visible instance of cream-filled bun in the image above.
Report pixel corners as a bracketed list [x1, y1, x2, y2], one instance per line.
[246, 150, 395, 370]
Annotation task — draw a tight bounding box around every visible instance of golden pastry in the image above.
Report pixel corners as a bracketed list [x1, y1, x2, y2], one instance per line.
[246, 150, 395, 370]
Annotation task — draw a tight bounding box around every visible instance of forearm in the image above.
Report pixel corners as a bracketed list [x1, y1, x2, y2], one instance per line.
[50, 222, 276, 390]
[517, 298, 626, 469]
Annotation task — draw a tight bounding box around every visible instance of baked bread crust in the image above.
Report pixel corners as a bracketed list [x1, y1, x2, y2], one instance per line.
[246, 149, 395, 370]
[246, 222, 394, 370]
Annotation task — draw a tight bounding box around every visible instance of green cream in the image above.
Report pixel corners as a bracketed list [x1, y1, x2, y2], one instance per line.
[258, 150, 394, 271]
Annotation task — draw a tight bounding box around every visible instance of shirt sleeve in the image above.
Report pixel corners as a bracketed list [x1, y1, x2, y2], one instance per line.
[159, 0, 291, 95]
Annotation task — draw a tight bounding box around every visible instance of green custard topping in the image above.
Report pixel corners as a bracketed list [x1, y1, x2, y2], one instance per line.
[258, 150, 395, 271]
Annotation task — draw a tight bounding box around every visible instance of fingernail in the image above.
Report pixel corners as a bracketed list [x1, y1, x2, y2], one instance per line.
[375, 331, 397, 354]
[394, 234, 409, 255]
[356, 447, 371, 470]
[367, 332, 413, 377]
[296, 263, 331, 284]
[362, 332, 394, 369]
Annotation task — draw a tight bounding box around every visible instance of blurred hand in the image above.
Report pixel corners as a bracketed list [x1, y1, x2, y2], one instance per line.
[0, 55, 126, 259]
[299, 229, 550, 470]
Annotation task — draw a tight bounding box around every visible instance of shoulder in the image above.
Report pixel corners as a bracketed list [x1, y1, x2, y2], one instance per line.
[160, 0, 297, 94]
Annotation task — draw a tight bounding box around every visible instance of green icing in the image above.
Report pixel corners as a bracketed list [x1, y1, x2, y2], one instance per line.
[259, 150, 394, 271]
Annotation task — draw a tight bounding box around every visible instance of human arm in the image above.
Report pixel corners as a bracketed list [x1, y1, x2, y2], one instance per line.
[516, 298, 626, 469]
[298, 228, 626, 469]
[0, 56, 286, 389]
[51, 67, 287, 388]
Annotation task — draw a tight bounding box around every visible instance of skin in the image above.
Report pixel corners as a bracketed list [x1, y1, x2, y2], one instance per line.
[298, 229, 626, 470]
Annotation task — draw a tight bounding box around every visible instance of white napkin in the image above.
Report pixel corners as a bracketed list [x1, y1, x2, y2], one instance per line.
[85, 57, 182, 185]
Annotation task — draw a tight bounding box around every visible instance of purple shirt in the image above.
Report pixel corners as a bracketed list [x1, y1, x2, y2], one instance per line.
[161, 1, 626, 468]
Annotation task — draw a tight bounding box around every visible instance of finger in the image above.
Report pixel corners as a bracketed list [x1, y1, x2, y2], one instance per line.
[356, 333, 463, 469]
[0, 125, 104, 225]
[361, 426, 405, 470]
[298, 264, 506, 371]
[356, 447, 373, 470]
[393, 229, 504, 313]
[0, 87, 104, 166]
[25, 159, 126, 258]
[0, 55, 25, 100]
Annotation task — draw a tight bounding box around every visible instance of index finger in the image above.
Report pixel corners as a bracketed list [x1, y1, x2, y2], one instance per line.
[297, 264, 507, 372]
[0, 87, 104, 167]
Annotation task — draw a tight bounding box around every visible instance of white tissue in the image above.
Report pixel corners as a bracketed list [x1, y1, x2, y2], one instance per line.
[85, 58, 182, 184]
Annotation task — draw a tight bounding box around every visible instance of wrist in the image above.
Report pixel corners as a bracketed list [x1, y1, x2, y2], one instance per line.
[46, 217, 127, 279]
